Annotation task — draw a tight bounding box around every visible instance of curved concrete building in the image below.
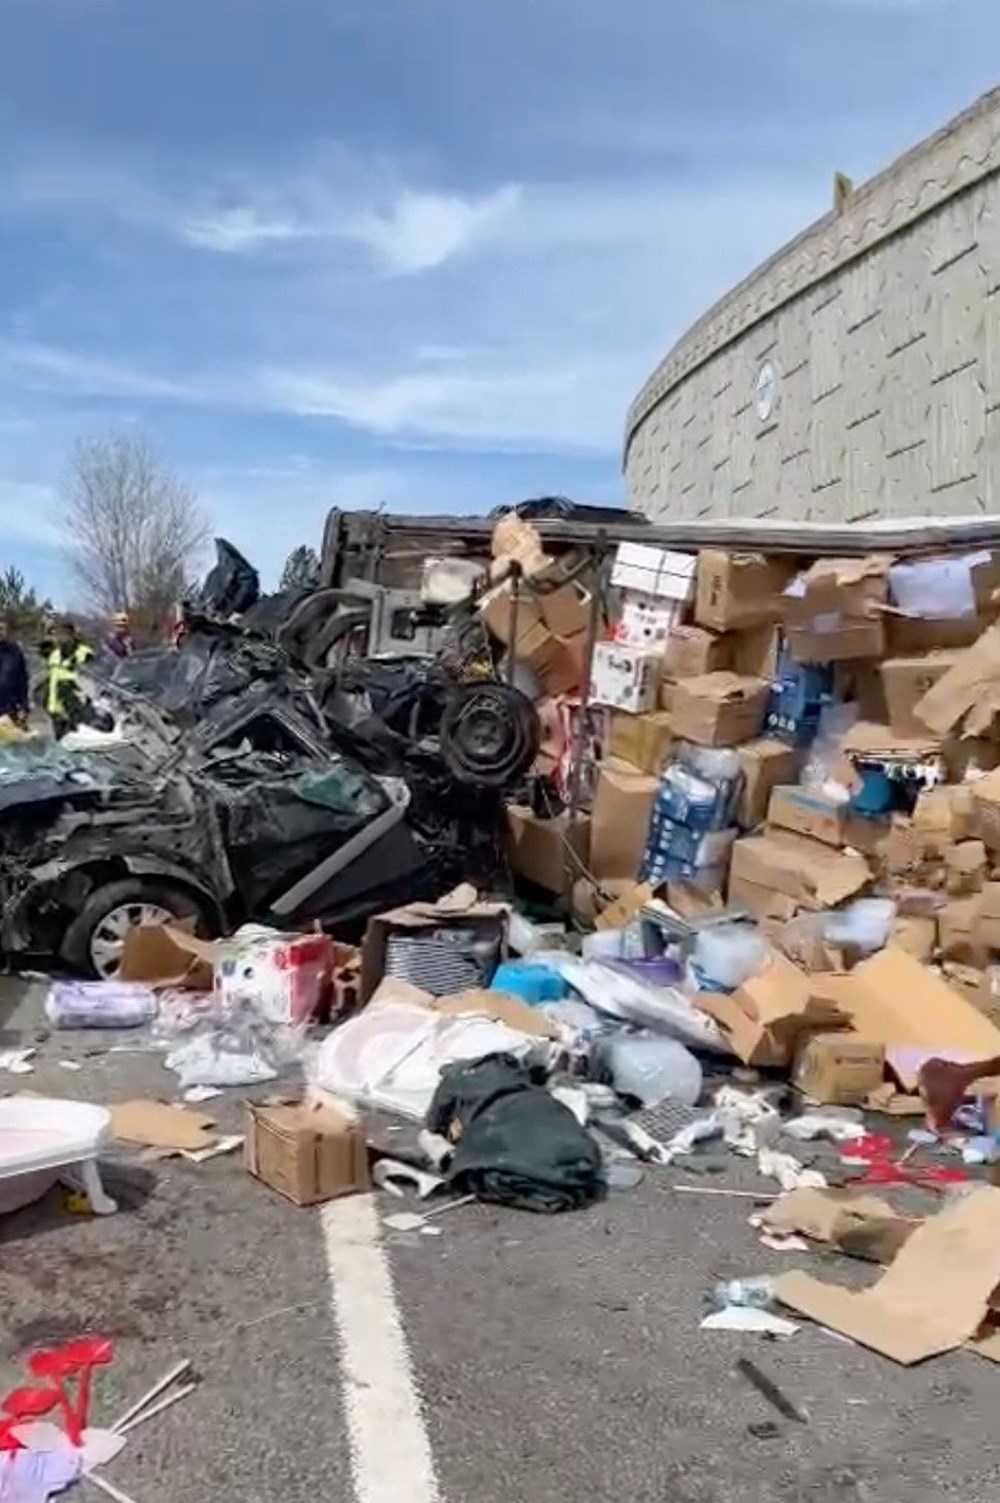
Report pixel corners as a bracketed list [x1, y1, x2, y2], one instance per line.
[625, 88, 1000, 523]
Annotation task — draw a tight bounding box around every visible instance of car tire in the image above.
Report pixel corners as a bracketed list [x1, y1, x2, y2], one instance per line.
[61, 878, 209, 979]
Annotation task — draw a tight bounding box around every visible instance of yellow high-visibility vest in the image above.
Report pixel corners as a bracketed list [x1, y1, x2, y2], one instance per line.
[45, 643, 93, 716]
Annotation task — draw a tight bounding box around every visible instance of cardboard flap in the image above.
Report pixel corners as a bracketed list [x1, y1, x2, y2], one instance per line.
[375, 884, 508, 927]
[776, 1188, 1000, 1364]
[914, 623, 1000, 737]
[118, 923, 216, 990]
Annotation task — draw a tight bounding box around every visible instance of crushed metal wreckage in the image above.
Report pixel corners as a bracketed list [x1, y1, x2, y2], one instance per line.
[0, 541, 540, 978]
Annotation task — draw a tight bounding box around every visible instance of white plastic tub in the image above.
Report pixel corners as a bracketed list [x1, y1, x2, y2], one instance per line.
[0, 1097, 116, 1214]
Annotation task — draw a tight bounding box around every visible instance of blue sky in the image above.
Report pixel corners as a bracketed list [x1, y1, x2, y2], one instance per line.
[1, 0, 999, 602]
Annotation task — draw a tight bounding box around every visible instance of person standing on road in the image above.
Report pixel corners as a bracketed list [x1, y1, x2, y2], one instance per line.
[102, 611, 134, 661]
[0, 614, 29, 725]
[44, 617, 93, 739]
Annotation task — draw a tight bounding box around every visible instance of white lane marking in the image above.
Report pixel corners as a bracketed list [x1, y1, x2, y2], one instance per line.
[322, 1192, 442, 1503]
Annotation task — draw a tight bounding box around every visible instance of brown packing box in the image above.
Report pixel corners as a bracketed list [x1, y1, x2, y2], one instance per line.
[736, 738, 799, 828]
[913, 784, 975, 848]
[787, 620, 886, 665]
[731, 623, 780, 681]
[245, 1100, 370, 1206]
[589, 758, 658, 881]
[915, 622, 1000, 738]
[891, 915, 937, 962]
[833, 662, 889, 723]
[519, 623, 587, 697]
[793, 1034, 886, 1105]
[662, 625, 730, 681]
[695, 549, 796, 632]
[726, 874, 800, 922]
[658, 679, 677, 714]
[767, 785, 849, 848]
[841, 720, 943, 762]
[775, 1187, 1000, 1365]
[696, 952, 843, 1068]
[886, 611, 991, 656]
[505, 806, 589, 895]
[946, 839, 987, 896]
[880, 652, 964, 736]
[480, 580, 544, 648]
[977, 883, 1000, 949]
[938, 896, 988, 966]
[359, 885, 508, 1004]
[971, 552, 1000, 615]
[729, 830, 870, 912]
[971, 768, 1000, 852]
[945, 737, 1000, 781]
[811, 947, 1000, 1089]
[669, 672, 768, 748]
[784, 554, 889, 664]
[609, 710, 674, 776]
[534, 568, 591, 639]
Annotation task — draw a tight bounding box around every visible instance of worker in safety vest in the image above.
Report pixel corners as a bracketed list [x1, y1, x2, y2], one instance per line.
[44, 617, 93, 739]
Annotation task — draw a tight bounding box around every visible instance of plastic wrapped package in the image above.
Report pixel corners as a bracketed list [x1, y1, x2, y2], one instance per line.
[45, 981, 158, 1030]
[642, 824, 736, 884]
[655, 752, 740, 833]
[541, 954, 730, 1054]
[692, 924, 770, 993]
[889, 552, 987, 620]
[823, 898, 896, 956]
[800, 700, 859, 798]
[603, 1032, 703, 1107]
[161, 992, 308, 1088]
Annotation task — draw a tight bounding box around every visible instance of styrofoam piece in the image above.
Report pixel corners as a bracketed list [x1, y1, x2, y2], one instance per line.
[0, 1097, 117, 1214]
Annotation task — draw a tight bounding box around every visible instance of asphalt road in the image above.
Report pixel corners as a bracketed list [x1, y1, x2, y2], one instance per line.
[2, 976, 999, 1503]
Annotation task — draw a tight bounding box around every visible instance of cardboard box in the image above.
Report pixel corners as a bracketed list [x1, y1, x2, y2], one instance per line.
[590, 759, 658, 880]
[615, 591, 680, 650]
[736, 738, 800, 828]
[490, 513, 549, 576]
[731, 623, 781, 681]
[726, 874, 800, 922]
[767, 785, 849, 848]
[505, 806, 589, 895]
[480, 580, 543, 648]
[786, 619, 885, 664]
[662, 626, 730, 681]
[891, 915, 937, 962]
[886, 610, 991, 656]
[946, 839, 987, 896]
[840, 720, 943, 763]
[811, 947, 1000, 1089]
[535, 573, 591, 639]
[609, 709, 674, 776]
[729, 830, 870, 911]
[519, 623, 587, 697]
[880, 652, 963, 737]
[697, 952, 841, 1067]
[590, 641, 660, 713]
[119, 923, 215, 990]
[611, 543, 696, 602]
[937, 896, 988, 966]
[669, 672, 768, 747]
[976, 882, 1000, 949]
[695, 549, 795, 631]
[944, 736, 1000, 782]
[972, 768, 1000, 852]
[913, 784, 975, 848]
[245, 1100, 370, 1206]
[915, 622, 1000, 738]
[793, 1034, 886, 1105]
[359, 885, 508, 1004]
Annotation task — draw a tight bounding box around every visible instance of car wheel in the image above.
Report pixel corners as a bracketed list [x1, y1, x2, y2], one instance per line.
[61, 878, 207, 979]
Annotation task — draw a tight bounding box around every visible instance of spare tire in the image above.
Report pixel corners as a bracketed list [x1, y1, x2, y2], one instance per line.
[439, 684, 540, 788]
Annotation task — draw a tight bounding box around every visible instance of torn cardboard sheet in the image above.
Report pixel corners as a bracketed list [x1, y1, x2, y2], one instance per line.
[776, 1187, 1000, 1365]
[758, 1187, 917, 1264]
[109, 1100, 217, 1151]
[695, 952, 844, 1068]
[729, 831, 870, 911]
[914, 622, 1000, 738]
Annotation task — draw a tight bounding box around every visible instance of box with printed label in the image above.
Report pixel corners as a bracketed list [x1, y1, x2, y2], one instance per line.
[793, 1035, 886, 1105]
[767, 785, 849, 849]
[615, 592, 680, 649]
[611, 543, 696, 602]
[590, 642, 660, 713]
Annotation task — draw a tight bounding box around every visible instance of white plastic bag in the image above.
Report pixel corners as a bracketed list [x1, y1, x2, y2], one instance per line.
[45, 981, 157, 1030]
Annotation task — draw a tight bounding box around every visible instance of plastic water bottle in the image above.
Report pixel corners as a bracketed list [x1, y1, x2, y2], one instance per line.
[710, 1276, 776, 1311]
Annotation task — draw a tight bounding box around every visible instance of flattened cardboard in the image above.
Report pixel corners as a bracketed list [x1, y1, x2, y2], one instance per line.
[119, 923, 215, 990]
[609, 709, 674, 776]
[793, 1034, 885, 1105]
[429, 988, 559, 1040]
[245, 1099, 370, 1206]
[914, 622, 1000, 738]
[767, 785, 849, 848]
[880, 652, 962, 736]
[695, 549, 795, 632]
[762, 1187, 902, 1246]
[504, 806, 589, 895]
[811, 947, 1000, 1088]
[775, 1188, 1000, 1365]
[590, 759, 658, 881]
[736, 738, 800, 828]
[111, 1100, 216, 1151]
[729, 831, 870, 911]
[669, 671, 768, 748]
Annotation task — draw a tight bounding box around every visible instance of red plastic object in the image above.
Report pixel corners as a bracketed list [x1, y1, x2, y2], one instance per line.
[22, 1336, 115, 1448]
[0, 1418, 23, 1452]
[1, 1387, 60, 1419]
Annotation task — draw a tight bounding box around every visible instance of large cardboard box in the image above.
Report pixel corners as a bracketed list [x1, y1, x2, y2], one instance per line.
[360, 886, 508, 1004]
[736, 738, 800, 828]
[767, 785, 849, 849]
[590, 642, 660, 713]
[245, 1100, 370, 1206]
[669, 671, 768, 747]
[728, 874, 800, 921]
[976, 883, 1000, 950]
[590, 759, 658, 880]
[729, 830, 870, 911]
[611, 543, 696, 602]
[913, 784, 975, 850]
[615, 592, 679, 650]
[915, 622, 1000, 738]
[886, 611, 990, 655]
[695, 550, 795, 631]
[971, 767, 1000, 852]
[696, 952, 841, 1067]
[480, 581, 544, 648]
[609, 709, 674, 776]
[505, 806, 589, 895]
[662, 626, 730, 681]
[793, 1034, 886, 1105]
[880, 652, 962, 736]
[784, 554, 889, 664]
[520, 623, 587, 697]
[787, 619, 885, 664]
[535, 573, 591, 639]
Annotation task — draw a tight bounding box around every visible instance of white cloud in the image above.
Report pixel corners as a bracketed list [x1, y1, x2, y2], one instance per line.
[351, 185, 522, 274]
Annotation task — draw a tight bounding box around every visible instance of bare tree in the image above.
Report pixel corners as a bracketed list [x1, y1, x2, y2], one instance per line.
[63, 432, 210, 636]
